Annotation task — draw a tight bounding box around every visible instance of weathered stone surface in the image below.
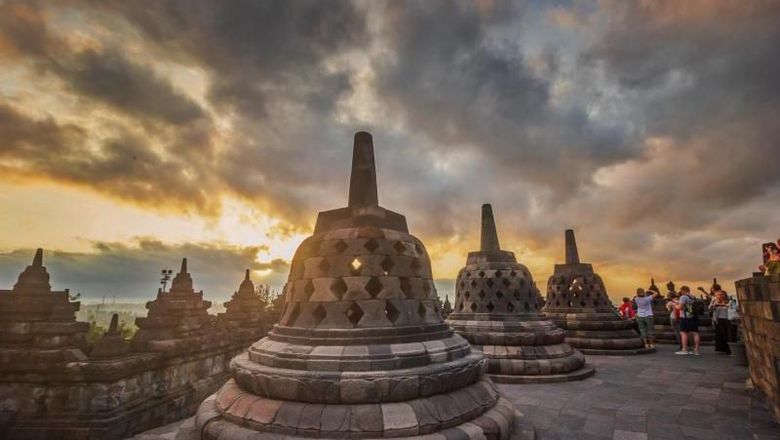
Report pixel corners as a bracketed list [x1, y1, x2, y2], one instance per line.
[542, 230, 652, 355]
[735, 274, 780, 422]
[448, 205, 593, 383]
[0, 251, 267, 440]
[196, 132, 519, 439]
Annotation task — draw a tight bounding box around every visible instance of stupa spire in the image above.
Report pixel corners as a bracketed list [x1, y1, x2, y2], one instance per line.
[33, 248, 43, 267]
[565, 229, 580, 264]
[244, 269, 250, 281]
[480, 204, 501, 252]
[348, 131, 378, 208]
[180, 258, 188, 274]
[108, 313, 119, 334]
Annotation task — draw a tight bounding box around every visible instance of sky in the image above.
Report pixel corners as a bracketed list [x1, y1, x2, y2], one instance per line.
[0, 0, 778, 303]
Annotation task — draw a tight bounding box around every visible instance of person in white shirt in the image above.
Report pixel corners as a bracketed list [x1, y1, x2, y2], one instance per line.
[633, 288, 658, 349]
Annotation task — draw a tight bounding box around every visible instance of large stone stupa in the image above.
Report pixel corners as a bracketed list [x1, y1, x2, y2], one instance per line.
[195, 132, 520, 439]
[542, 230, 652, 355]
[448, 205, 594, 383]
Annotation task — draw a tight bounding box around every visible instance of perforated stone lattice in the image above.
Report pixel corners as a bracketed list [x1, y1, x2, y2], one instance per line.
[454, 266, 540, 315]
[545, 273, 614, 312]
[278, 229, 441, 329]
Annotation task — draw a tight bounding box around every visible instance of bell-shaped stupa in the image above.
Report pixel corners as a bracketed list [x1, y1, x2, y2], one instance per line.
[542, 230, 652, 355]
[448, 205, 594, 383]
[195, 132, 519, 440]
[220, 269, 269, 344]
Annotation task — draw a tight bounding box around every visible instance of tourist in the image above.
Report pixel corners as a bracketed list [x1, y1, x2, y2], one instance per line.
[634, 288, 657, 349]
[618, 297, 636, 320]
[666, 292, 682, 350]
[759, 242, 780, 276]
[710, 289, 731, 354]
[676, 286, 701, 355]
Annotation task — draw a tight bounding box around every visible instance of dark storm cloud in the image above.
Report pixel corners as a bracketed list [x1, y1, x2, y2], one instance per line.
[54, 49, 205, 125]
[371, 1, 635, 197]
[0, 240, 289, 301]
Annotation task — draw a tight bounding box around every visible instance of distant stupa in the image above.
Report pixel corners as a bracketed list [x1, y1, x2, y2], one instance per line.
[448, 204, 594, 383]
[542, 230, 653, 355]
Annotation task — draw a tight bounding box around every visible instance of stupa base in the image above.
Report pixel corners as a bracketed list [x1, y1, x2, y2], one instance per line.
[576, 347, 655, 355]
[489, 364, 595, 384]
[196, 378, 518, 440]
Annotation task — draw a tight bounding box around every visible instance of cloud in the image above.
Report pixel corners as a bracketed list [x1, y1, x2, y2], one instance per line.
[0, 239, 288, 302]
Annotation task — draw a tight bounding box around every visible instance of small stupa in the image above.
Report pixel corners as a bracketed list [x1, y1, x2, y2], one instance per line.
[0, 249, 89, 370]
[220, 269, 269, 343]
[90, 313, 130, 359]
[194, 132, 520, 439]
[542, 230, 652, 355]
[132, 258, 214, 353]
[448, 205, 594, 383]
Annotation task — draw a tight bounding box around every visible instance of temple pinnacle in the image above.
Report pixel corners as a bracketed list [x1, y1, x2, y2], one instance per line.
[565, 229, 580, 264]
[480, 204, 501, 252]
[180, 258, 188, 274]
[347, 131, 378, 208]
[244, 269, 250, 281]
[108, 313, 119, 333]
[32, 248, 43, 268]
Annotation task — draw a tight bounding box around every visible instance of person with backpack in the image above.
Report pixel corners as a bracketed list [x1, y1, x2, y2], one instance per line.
[676, 285, 701, 355]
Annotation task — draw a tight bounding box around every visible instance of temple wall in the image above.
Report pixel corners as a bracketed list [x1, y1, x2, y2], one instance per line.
[0, 342, 249, 440]
[735, 274, 780, 422]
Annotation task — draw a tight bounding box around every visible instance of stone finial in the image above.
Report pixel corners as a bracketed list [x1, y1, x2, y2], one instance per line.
[348, 131, 378, 208]
[169, 258, 193, 292]
[237, 269, 255, 296]
[565, 229, 580, 264]
[13, 248, 52, 292]
[108, 313, 119, 334]
[32, 248, 43, 267]
[480, 204, 501, 252]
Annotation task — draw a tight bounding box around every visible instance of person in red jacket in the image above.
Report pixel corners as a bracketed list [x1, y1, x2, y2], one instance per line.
[618, 297, 636, 320]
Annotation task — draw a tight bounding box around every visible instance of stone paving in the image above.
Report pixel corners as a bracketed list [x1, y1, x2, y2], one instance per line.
[499, 344, 779, 440]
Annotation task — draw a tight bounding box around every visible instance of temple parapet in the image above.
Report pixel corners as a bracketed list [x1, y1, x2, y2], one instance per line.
[0, 250, 269, 439]
[735, 274, 780, 422]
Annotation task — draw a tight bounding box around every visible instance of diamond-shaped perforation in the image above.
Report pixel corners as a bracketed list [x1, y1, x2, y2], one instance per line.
[486, 302, 495, 312]
[312, 303, 326, 326]
[346, 302, 363, 327]
[385, 301, 400, 323]
[478, 290, 486, 299]
[364, 239, 379, 253]
[486, 279, 494, 288]
[510, 270, 517, 277]
[507, 302, 515, 312]
[459, 280, 466, 289]
[410, 258, 422, 275]
[495, 270, 503, 278]
[502, 278, 511, 287]
[524, 301, 530, 311]
[304, 280, 315, 300]
[334, 240, 348, 253]
[350, 258, 363, 276]
[365, 277, 383, 298]
[496, 290, 503, 299]
[380, 256, 394, 274]
[470, 280, 477, 288]
[394, 241, 406, 254]
[331, 278, 348, 300]
[478, 271, 486, 278]
[415, 243, 425, 256]
[400, 277, 413, 298]
[470, 302, 477, 311]
[317, 258, 331, 275]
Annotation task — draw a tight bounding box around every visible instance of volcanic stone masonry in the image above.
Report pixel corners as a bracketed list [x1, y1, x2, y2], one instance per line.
[651, 279, 715, 347]
[194, 131, 523, 440]
[542, 230, 653, 355]
[735, 273, 780, 422]
[447, 204, 594, 383]
[0, 251, 269, 440]
[219, 269, 272, 345]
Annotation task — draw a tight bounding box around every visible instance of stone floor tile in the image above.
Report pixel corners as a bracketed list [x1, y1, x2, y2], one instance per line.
[613, 430, 648, 440]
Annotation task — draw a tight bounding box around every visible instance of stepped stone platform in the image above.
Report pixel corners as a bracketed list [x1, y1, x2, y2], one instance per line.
[194, 132, 523, 439]
[543, 231, 652, 356]
[132, 346, 778, 440]
[448, 204, 594, 384]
